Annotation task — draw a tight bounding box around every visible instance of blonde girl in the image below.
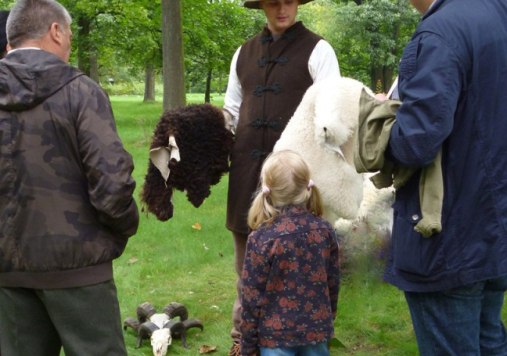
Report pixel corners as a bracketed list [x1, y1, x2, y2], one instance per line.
[241, 150, 340, 356]
[248, 150, 323, 230]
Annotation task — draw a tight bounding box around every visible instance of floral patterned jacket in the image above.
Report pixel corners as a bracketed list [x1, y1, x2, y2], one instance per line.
[240, 204, 340, 356]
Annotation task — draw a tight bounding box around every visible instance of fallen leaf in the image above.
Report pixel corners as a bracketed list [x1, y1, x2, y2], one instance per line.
[127, 257, 138, 264]
[218, 252, 223, 257]
[203, 243, 209, 251]
[189, 291, 194, 294]
[199, 345, 217, 354]
[192, 222, 202, 230]
[211, 305, 219, 309]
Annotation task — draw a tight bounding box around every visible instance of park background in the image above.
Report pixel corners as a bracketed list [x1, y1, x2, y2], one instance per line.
[0, 0, 505, 355]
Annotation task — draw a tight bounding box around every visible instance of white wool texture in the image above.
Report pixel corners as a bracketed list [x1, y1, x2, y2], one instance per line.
[274, 76, 374, 225]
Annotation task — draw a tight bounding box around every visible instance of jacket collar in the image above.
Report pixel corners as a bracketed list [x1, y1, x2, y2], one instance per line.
[422, 0, 446, 19]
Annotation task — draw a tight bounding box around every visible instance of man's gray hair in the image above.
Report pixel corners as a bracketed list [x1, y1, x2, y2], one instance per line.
[6, 0, 72, 49]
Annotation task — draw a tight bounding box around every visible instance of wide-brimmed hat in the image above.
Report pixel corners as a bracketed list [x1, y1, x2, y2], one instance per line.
[244, 0, 314, 9]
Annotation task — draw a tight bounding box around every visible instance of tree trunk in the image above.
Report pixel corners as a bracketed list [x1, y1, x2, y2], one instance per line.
[77, 16, 91, 77]
[382, 66, 394, 93]
[218, 74, 222, 96]
[144, 64, 156, 102]
[77, 16, 100, 83]
[370, 64, 383, 93]
[383, 0, 403, 93]
[89, 54, 99, 83]
[204, 69, 212, 103]
[161, 0, 186, 111]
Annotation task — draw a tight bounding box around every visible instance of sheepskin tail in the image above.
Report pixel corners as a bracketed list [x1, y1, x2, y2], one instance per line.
[141, 161, 174, 221]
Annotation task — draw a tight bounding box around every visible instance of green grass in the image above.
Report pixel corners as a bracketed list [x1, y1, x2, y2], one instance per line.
[104, 95, 507, 356]
[111, 94, 237, 356]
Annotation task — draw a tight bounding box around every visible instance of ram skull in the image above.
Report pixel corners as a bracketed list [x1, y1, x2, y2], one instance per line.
[124, 302, 204, 356]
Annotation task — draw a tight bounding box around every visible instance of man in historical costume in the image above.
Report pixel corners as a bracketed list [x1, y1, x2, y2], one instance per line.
[223, 0, 340, 354]
[0, 0, 138, 355]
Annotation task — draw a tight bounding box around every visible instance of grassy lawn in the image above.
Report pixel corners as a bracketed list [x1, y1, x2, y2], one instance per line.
[106, 95, 506, 356]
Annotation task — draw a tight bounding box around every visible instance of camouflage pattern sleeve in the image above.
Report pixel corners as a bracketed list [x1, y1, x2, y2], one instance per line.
[74, 78, 139, 239]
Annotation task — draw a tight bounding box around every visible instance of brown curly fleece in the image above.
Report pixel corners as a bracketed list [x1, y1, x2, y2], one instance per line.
[141, 103, 234, 221]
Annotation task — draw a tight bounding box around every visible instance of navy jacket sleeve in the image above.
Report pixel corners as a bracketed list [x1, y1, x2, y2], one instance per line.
[387, 32, 463, 167]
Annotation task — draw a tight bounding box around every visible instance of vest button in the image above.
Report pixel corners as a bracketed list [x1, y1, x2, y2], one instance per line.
[412, 214, 419, 221]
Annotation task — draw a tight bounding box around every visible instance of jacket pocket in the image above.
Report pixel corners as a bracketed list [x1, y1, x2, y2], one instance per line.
[442, 280, 484, 296]
[391, 191, 446, 277]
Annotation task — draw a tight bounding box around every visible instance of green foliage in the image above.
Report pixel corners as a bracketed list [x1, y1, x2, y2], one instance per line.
[103, 81, 162, 96]
[2, 0, 420, 93]
[299, 0, 420, 89]
[0, 0, 13, 9]
[183, 0, 264, 90]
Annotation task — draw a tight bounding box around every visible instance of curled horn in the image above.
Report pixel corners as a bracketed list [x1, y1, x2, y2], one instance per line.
[136, 321, 160, 348]
[183, 318, 204, 333]
[137, 302, 157, 324]
[163, 320, 188, 348]
[123, 317, 140, 333]
[163, 302, 188, 321]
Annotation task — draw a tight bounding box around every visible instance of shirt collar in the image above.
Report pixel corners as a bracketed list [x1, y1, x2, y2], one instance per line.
[8, 47, 41, 54]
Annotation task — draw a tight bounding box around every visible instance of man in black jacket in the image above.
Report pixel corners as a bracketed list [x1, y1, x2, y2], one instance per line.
[0, 1, 139, 355]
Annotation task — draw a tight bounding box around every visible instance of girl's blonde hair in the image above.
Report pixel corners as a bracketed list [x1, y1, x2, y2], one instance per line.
[247, 150, 323, 230]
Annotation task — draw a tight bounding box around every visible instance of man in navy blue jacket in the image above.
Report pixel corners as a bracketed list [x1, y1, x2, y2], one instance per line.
[383, 0, 507, 354]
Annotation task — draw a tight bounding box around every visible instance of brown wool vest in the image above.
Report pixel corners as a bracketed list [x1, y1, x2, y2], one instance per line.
[226, 21, 322, 234]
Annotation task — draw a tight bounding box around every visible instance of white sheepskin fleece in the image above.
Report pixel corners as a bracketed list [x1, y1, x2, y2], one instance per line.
[274, 76, 374, 225]
[334, 173, 394, 237]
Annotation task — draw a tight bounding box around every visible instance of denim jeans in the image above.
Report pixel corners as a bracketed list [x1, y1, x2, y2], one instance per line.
[260, 342, 329, 356]
[405, 275, 507, 356]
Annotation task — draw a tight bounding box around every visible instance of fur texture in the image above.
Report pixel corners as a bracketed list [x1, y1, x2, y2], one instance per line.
[141, 104, 234, 221]
[274, 76, 374, 224]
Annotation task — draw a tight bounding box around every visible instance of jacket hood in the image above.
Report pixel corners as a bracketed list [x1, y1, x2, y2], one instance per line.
[0, 49, 83, 111]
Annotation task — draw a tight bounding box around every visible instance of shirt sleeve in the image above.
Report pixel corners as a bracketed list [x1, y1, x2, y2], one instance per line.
[327, 229, 340, 319]
[241, 233, 271, 356]
[387, 33, 463, 167]
[308, 40, 340, 83]
[224, 46, 242, 128]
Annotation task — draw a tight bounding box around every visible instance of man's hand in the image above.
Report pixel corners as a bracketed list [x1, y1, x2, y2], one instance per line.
[375, 93, 389, 101]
